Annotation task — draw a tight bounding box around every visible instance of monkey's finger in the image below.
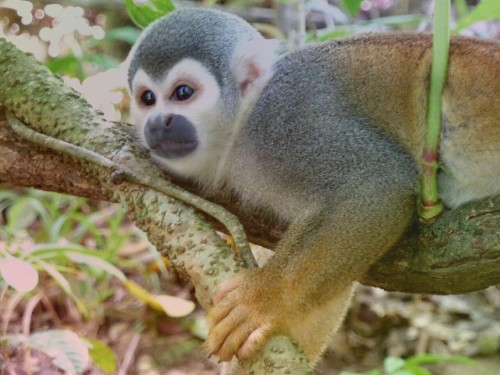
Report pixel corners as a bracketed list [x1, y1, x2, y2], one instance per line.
[213, 276, 242, 304]
[209, 282, 245, 327]
[237, 324, 271, 360]
[207, 305, 247, 353]
[214, 317, 261, 362]
[208, 297, 240, 328]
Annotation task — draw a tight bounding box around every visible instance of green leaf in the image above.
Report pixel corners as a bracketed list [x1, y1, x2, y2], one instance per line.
[384, 357, 406, 373]
[455, 0, 468, 20]
[29, 245, 122, 281]
[36, 259, 88, 316]
[46, 55, 84, 78]
[64, 251, 126, 281]
[342, 0, 363, 17]
[184, 316, 209, 340]
[390, 371, 413, 375]
[104, 27, 142, 45]
[87, 339, 116, 374]
[308, 14, 424, 42]
[84, 54, 120, 70]
[456, 0, 500, 30]
[28, 243, 99, 259]
[6, 196, 49, 235]
[124, 0, 176, 28]
[406, 354, 477, 367]
[5, 330, 89, 374]
[0, 191, 18, 212]
[404, 362, 432, 375]
[63, 212, 106, 247]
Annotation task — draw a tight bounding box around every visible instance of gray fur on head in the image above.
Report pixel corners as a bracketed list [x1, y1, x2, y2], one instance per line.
[127, 8, 262, 89]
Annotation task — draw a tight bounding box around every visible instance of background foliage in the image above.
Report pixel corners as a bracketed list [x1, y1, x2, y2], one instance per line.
[0, 1, 499, 374]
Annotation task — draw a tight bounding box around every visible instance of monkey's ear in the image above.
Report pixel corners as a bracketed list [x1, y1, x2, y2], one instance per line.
[232, 38, 281, 98]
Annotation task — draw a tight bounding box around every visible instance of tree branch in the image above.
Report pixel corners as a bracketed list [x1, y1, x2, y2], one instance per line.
[0, 36, 499, 373]
[0, 38, 311, 374]
[1, 39, 499, 296]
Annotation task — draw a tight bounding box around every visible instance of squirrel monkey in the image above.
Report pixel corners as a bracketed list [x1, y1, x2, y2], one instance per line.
[127, 8, 500, 364]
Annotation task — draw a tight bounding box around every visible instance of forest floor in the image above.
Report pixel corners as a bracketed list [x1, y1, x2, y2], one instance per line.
[2, 272, 499, 374]
[1, 199, 499, 375]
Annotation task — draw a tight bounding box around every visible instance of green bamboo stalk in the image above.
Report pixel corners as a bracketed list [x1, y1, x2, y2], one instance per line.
[419, 0, 450, 222]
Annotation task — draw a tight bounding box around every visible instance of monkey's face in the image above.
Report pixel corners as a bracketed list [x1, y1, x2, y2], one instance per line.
[130, 58, 228, 179]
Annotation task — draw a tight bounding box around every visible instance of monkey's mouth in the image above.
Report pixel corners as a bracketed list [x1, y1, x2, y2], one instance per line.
[144, 114, 199, 158]
[150, 139, 198, 158]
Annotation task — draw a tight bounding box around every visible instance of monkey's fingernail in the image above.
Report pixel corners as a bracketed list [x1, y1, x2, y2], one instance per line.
[208, 352, 220, 363]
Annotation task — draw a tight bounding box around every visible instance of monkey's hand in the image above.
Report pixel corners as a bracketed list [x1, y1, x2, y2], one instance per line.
[207, 267, 292, 362]
[206, 186, 415, 363]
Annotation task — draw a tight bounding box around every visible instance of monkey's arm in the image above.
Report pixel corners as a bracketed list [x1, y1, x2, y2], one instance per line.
[168, 174, 499, 295]
[207, 180, 416, 363]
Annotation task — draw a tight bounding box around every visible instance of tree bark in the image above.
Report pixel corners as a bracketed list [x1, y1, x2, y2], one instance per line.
[1, 108, 498, 295]
[0, 38, 499, 373]
[0, 38, 311, 374]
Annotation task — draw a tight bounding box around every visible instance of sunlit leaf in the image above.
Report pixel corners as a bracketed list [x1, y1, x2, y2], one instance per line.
[88, 339, 117, 374]
[124, 0, 175, 28]
[124, 279, 195, 317]
[154, 295, 196, 318]
[0, 254, 39, 292]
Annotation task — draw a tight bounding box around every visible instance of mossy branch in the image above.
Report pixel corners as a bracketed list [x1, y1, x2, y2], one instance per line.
[6, 113, 257, 269]
[0, 38, 308, 374]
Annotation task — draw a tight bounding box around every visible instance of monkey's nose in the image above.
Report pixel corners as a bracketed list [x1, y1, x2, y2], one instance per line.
[165, 116, 173, 128]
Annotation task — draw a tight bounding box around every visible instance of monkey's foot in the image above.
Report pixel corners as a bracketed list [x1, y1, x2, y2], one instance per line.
[206, 269, 287, 362]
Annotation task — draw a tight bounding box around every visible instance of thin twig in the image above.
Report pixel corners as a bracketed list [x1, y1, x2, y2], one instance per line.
[21, 293, 43, 375]
[6, 112, 257, 268]
[116, 331, 141, 375]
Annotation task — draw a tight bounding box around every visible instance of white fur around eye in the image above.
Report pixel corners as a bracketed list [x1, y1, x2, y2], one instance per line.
[130, 60, 228, 187]
[130, 69, 159, 125]
[156, 59, 226, 183]
[164, 58, 221, 116]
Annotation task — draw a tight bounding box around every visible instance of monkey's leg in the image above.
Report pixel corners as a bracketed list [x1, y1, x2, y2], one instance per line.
[207, 182, 415, 363]
[288, 282, 356, 364]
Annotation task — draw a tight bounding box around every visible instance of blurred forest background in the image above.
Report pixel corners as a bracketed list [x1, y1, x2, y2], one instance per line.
[0, 0, 499, 374]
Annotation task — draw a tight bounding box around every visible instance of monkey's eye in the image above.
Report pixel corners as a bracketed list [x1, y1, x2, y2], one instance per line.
[172, 85, 194, 101]
[140, 90, 156, 106]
